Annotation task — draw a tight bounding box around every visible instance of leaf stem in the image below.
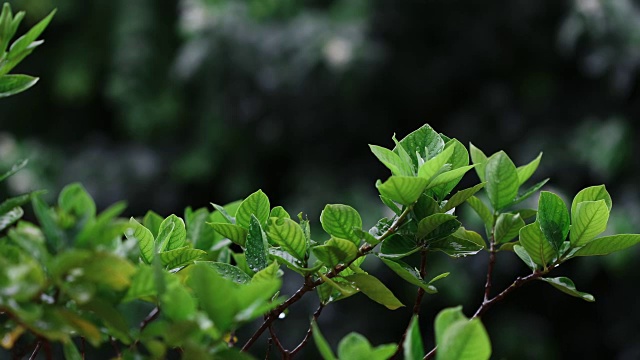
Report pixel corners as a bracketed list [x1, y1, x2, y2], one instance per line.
[139, 306, 160, 331]
[393, 250, 428, 359]
[28, 341, 41, 360]
[483, 237, 497, 302]
[290, 304, 324, 357]
[242, 206, 413, 352]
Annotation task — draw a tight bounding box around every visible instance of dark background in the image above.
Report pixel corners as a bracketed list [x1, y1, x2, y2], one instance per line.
[2, 0, 640, 358]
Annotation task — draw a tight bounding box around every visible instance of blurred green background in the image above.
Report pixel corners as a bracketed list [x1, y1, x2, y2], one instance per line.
[2, 0, 640, 358]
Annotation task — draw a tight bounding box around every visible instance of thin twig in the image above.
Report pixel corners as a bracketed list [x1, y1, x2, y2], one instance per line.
[110, 337, 121, 359]
[28, 341, 41, 360]
[290, 304, 325, 357]
[42, 340, 52, 360]
[242, 206, 414, 352]
[139, 307, 160, 331]
[483, 237, 497, 302]
[423, 262, 561, 359]
[268, 323, 288, 359]
[393, 250, 428, 359]
[265, 338, 273, 360]
[81, 337, 86, 360]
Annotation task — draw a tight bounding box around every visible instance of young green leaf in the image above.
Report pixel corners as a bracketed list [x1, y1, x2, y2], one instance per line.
[312, 237, 358, 267]
[570, 200, 609, 246]
[0, 206, 23, 232]
[417, 214, 460, 241]
[430, 139, 471, 198]
[404, 316, 424, 360]
[377, 176, 428, 206]
[252, 260, 281, 283]
[320, 204, 363, 244]
[469, 143, 488, 182]
[539, 277, 595, 302]
[513, 245, 536, 270]
[393, 124, 445, 168]
[159, 247, 206, 270]
[437, 318, 491, 360]
[511, 178, 549, 206]
[434, 306, 466, 346]
[312, 321, 338, 360]
[370, 144, 413, 176]
[571, 185, 612, 216]
[441, 183, 485, 213]
[198, 262, 252, 284]
[484, 151, 519, 211]
[7, 8, 55, 58]
[211, 203, 235, 223]
[380, 195, 403, 215]
[58, 183, 97, 219]
[245, 215, 269, 272]
[185, 207, 217, 250]
[267, 217, 308, 260]
[270, 206, 291, 219]
[344, 273, 404, 310]
[426, 165, 476, 189]
[156, 215, 187, 252]
[0, 74, 38, 97]
[417, 144, 455, 180]
[494, 213, 525, 244]
[466, 196, 493, 230]
[187, 264, 236, 332]
[379, 258, 438, 294]
[143, 210, 163, 237]
[208, 223, 247, 246]
[125, 218, 155, 264]
[0, 159, 28, 182]
[235, 190, 270, 229]
[31, 195, 65, 253]
[537, 192, 570, 252]
[573, 234, 640, 257]
[516, 152, 542, 186]
[519, 222, 555, 267]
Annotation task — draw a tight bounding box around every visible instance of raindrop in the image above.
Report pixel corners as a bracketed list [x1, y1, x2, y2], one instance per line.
[278, 313, 286, 319]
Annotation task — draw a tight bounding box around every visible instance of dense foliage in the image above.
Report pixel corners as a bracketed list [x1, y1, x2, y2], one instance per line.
[3, 2, 640, 359]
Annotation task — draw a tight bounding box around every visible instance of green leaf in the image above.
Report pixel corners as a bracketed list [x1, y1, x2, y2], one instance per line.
[312, 321, 337, 360]
[320, 204, 363, 244]
[417, 144, 456, 180]
[416, 214, 460, 241]
[370, 144, 413, 176]
[494, 213, 525, 244]
[380, 195, 403, 215]
[337, 332, 396, 360]
[571, 185, 612, 216]
[187, 264, 236, 332]
[185, 207, 217, 251]
[414, 194, 439, 221]
[156, 215, 187, 252]
[570, 200, 609, 246]
[58, 183, 96, 219]
[353, 228, 380, 246]
[0, 74, 38, 97]
[426, 165, 475, 189]
[404, 316, 424, 360]
[434, 306, 465, 347]
[513, 245, 536, 270]
[469, 143, 488, 182]
[451, 228, 486, 248]
[31, 195, 64, 253]
[466, 196, 493, 230]
[236, 190, 270, 229]
[63, 341, 83, 360]
[437, 318, 491, 360]
[270, 206, 291, 219]
[377, 176, 428, 206]
[511, 178, 549, 206]
[211, 203, 235, 223]
[539, 277, 595, 302]
[573, 234, 640, 257]
[7, 8, 55, 55]
[393, 124, 445, 169]
[142, 210, 163, 237]
[441, 183, 486, 213]
[484, 151, 519, 211]
[198, 261, 252, 284]
[516, 152, 542, 186]
[430, 139, 471, 198]
[208, 223, 247, 246]
[252, 260, 281, 283]
[267, 217, 308, 260]
[245, 215, 269, 272]
[160, 275, 197, 321]
[429, 236, 484, 258]
[379, 235, 420, 259]
[125, 218, 155, 264]
[537, 192, 570, 252]
[160, 247, 206, 270]
[312, 237, 358, 267]
[0, 159, 27, 182]
[0, 206, 22, 231]
[344, 273, 404, 310]
[380, 258, 437, 294]
[519, 222, 555, 267]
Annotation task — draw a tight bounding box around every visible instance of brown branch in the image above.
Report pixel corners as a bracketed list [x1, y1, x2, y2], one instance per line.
[482, 237, 497, 302]
[139, 307, 160, 331]
[424, 262, 561, 360]
[242, 206, 414, 352]
[268, 323, 288, 359]
[81, 337, 86, 360]
[290, 304, 325, 357]
[110, 337, 121, 358]
[28, 341, 41, 360]
[265, 338, 272, 360]
[393, 250, 428, 359]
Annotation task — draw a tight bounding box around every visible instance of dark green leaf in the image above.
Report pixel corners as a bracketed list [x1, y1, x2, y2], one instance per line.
[393, 124, 445, 169]
[429, 236, 483, 258]
[537, 192, 570, 252]
[441, 183, 486, 213]
[198, 261, 252, 284]
[417, 214, 460, 241]
[245, 215, 269, 272]
[379, 258, 436, 293]
[380, 235, 419, 259]
[312, 237, 358, 267]
[466, 196, 493, 230]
